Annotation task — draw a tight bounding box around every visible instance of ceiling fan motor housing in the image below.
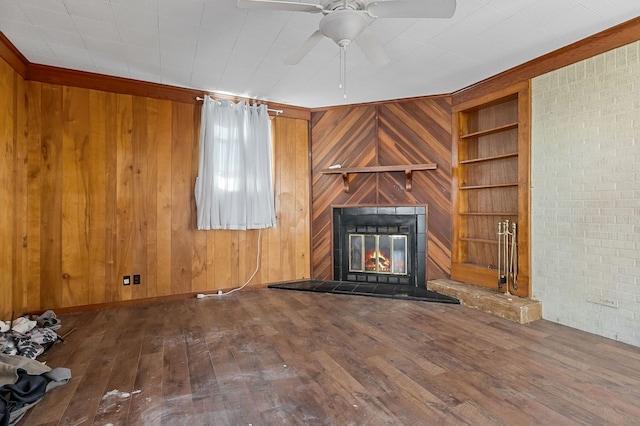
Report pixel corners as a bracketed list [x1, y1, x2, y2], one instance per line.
[319, 9, 369, 47]
[324, 0, 366, 11]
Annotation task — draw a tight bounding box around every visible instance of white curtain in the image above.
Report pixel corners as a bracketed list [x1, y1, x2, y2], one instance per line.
[194, 96, 276, 230]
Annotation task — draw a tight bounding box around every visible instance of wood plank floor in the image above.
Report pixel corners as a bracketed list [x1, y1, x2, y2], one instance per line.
[21, 289, 640, 425]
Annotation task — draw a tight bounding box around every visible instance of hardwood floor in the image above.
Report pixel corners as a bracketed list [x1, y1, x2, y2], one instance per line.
[21, 289, 640, 425]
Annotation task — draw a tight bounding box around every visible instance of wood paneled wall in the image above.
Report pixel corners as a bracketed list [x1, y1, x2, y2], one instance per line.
[310, 98, 452, 283]
[0, 56, 19, 318]
[0, 56, 310, 318]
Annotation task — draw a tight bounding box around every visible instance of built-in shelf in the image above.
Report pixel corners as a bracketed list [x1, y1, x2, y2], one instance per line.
[460, 262, 498, 270]
[460, 212, 518, 216]
[459, 183, 518, 190]
[452, 82, 530, 296]
[460, 152, 518, 164]
[321, 163, 437, 193]
[460, 237, 498, 245]
[460, 122, 518, 139]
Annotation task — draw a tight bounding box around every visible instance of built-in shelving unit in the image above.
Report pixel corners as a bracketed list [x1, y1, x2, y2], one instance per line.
[451, 82, 530, 297]
[321, 163, 437, 193]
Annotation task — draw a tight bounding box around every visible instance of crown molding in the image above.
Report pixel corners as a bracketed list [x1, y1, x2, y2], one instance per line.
[452, 16, 640, 105]
[0, 31, 309, 120]
[0, 32, 28, 78]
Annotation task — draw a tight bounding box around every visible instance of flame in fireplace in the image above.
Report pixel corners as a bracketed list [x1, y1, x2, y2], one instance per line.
[365, 250, 391, 272]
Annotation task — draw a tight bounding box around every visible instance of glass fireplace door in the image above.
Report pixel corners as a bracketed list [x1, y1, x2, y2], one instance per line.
[349, 234, 407, 275]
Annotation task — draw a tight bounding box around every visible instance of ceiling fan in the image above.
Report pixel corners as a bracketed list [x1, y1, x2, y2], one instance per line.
[237, 0, 456, 66]
[237, 0, 456, 98]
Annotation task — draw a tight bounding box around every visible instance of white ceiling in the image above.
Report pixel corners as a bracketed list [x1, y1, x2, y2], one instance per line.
[1, 0, 639, 108]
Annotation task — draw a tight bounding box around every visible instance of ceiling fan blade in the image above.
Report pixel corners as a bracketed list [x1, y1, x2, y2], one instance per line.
[367, 0, 456, 18]
[284, 30, 325, 65]
[354, 27, 389, 67]
[237, 0, 324, 13]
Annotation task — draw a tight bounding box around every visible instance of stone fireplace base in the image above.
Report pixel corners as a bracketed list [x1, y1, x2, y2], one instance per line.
[428, 279, 542, 324]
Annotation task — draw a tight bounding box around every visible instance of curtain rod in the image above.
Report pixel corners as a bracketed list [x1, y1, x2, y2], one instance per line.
[195, 96, 283, 115]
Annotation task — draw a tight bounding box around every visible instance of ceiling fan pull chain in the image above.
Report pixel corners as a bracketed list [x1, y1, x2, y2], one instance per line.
[339, 45, 343, 90]
[343, 46, 347, 99]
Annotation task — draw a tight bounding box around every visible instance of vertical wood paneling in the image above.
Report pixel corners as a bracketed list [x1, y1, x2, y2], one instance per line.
[277, 117, 297, 282]
[40, 83, 63, 309]
[310, 98, 452, 283]
[294, 119, 311, 279]
[0, 59, 15, 318]
[191, 107, 208, 293]
[87, 90, 109, 305]
[516, 86, 531, 292]
[238, 229, 253, 286]
[205, 231, 217, 290]
[1, 56, 311, 317]
[266, 119, 283, 284]
[14, 75, 28, 314]
[116, 94, 133, 301]
[26, 82, 42, 310]
[103, 91, 118, 303]
[215, 231, 235, 289]
[143, 98, 159, 297]
[238, 227, 247, 285]
[132, 97, 149, 299]
[170, 102, 194, 296]
[62, 86, 90, 307]
[155, 100, 172, 297]
[228, 231, 240, 287]
[272, 117, 312, 282]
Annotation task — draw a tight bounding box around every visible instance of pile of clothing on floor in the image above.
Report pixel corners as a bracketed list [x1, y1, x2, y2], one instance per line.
[0, 311, 71, 426]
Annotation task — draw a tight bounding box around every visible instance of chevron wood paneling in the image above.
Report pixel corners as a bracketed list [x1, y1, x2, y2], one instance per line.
[378, 98, 453, 279]
[311, 106, 379, 279]
[311, 97, 453, 282]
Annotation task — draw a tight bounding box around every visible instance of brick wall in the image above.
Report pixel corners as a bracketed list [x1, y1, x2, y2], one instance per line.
[531, 41, 640, 346]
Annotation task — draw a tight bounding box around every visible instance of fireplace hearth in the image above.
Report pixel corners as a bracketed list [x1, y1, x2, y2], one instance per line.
[268, 279, 460, 304]
[333, 206, 426, 288]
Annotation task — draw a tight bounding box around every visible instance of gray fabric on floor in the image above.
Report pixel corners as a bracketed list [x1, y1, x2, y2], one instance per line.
[0, 355, 51, 388]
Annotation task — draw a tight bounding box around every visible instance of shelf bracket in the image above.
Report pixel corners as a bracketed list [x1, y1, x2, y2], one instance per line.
[341, 172, 350, 193]
[405, 169, 413, 192]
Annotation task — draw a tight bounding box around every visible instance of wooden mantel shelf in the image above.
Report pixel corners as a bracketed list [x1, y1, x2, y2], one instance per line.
[321, 163, 437, 193]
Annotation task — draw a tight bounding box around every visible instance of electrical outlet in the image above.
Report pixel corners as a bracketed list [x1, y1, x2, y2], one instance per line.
[133, 274, 141, 285]
[123, 275, 131, 286]
[586, 294, 619, 308]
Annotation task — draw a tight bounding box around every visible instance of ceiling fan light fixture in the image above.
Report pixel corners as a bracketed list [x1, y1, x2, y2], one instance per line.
[319, 9, 369, 46]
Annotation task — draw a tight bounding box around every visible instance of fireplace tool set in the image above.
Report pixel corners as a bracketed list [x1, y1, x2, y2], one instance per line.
[497, 219, 517, 295]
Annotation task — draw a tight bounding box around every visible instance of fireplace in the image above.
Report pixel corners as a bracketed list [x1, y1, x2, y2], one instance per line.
[333, 206, 426, 288]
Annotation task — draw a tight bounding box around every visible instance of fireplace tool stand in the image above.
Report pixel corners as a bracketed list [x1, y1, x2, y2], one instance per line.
[497, 220, 517, 295]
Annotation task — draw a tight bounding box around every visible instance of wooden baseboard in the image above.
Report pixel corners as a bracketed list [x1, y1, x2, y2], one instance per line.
[29, 283, 269, 316]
